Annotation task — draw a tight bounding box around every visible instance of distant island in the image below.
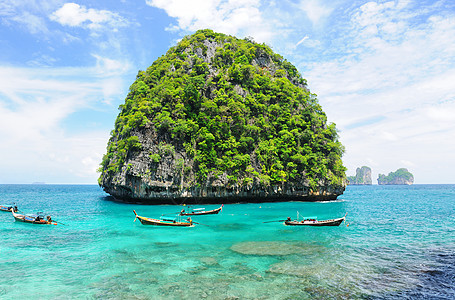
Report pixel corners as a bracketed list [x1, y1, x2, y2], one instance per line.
[347, 166, 372, 185]
[348, 167, 414, 185]
[377, 168, 414, 185]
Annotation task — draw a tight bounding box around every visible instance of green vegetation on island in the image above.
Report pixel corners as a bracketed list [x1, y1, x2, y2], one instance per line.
[98, 29, 346, 202]
[377, 168, 414, 185]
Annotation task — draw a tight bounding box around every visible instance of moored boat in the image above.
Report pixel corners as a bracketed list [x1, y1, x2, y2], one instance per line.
[133, 210, 194, 227]
[284, 213, 347, 226]
[12, 211, 57, 225]
[179, 205, 223, 216]
[0, 205, 18, 212]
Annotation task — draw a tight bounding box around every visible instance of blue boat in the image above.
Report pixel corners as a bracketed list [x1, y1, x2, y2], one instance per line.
[12, 211, 57, 225]
[0, 205, 17, 212]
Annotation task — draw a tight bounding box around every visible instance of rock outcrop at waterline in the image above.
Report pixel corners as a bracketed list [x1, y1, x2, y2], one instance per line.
[98, 29, 347, 204]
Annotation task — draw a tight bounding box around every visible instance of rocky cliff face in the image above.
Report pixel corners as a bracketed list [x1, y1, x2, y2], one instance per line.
[377, 168, 414, 185]
[347, 166, 372, 185]
[98, 30, 347, 204]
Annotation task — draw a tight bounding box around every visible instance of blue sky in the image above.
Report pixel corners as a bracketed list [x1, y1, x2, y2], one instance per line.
[1, 0, 454, 184]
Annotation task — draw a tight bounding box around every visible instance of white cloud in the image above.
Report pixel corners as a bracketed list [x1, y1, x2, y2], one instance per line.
[0, 61, 131, 183]
[50, 3, 128, 31]
[92, 54, 131, 75]
[295, 35, 308, 47]
[11, 11, 49, 34]
[302, 1, 455, 183]
[299, 0, 334, 26]
[291, 35, 321, 51]
[146, 0, 273, 42]
[0, 129, 109, 184]
[0, 67, 88, 143]
[0, 0, 53, 35]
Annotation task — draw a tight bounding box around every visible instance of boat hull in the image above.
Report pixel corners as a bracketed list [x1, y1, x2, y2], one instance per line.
[138, 216, 193, 226]
[0, 206, 11, 212]
[179, 206, 222, 216]
[284, 217, 345, 226]
[133, 210, 193, 227]
[12, 212, 56, 225]
[0, 205, 17, 212]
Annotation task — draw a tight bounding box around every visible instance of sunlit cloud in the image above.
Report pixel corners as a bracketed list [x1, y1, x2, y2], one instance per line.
[298, 0, 334, 27]
[146, 0, 274, 42]
[50, 3, 129, 31]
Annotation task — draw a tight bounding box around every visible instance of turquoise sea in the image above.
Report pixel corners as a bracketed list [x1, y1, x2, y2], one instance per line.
[0, 184, 454, 299]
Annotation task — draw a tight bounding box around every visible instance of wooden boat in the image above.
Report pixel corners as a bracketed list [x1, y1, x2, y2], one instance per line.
[284, 213, 347, 226]
[179, 205, 223, 216]
[12, 211, 57, 225]
[0, 205, 18, 212]
[133, 210, 194, 227]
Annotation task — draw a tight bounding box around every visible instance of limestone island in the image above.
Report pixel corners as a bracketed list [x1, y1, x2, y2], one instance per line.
[347, 166, 372, 185]
[377, 168, 414, 185]
[98, 29, 347, 204]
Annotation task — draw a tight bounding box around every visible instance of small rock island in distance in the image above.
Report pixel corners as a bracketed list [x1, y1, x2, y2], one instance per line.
[347, 166, 414, 185]
[347, 166, 372, 185]
[98, 29, 347, 204]
[378, 168, 414, 185]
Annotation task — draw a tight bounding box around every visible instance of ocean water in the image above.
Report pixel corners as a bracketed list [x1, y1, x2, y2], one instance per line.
[0, 184, 454, 299]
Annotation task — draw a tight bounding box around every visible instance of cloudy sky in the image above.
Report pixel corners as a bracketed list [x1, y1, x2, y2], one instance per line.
[1, 0, 454, 184]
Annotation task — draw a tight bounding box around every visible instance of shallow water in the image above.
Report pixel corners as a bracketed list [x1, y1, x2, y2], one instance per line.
[0, 184, 454, 299]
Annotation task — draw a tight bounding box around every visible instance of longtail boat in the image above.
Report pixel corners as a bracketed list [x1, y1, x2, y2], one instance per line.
[0, 205, 18, 212]
[133, 210, 194, 227]
[179, 204, 223, 216]
[12, 211, 57, 225]
[284, 213, 347, 226]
